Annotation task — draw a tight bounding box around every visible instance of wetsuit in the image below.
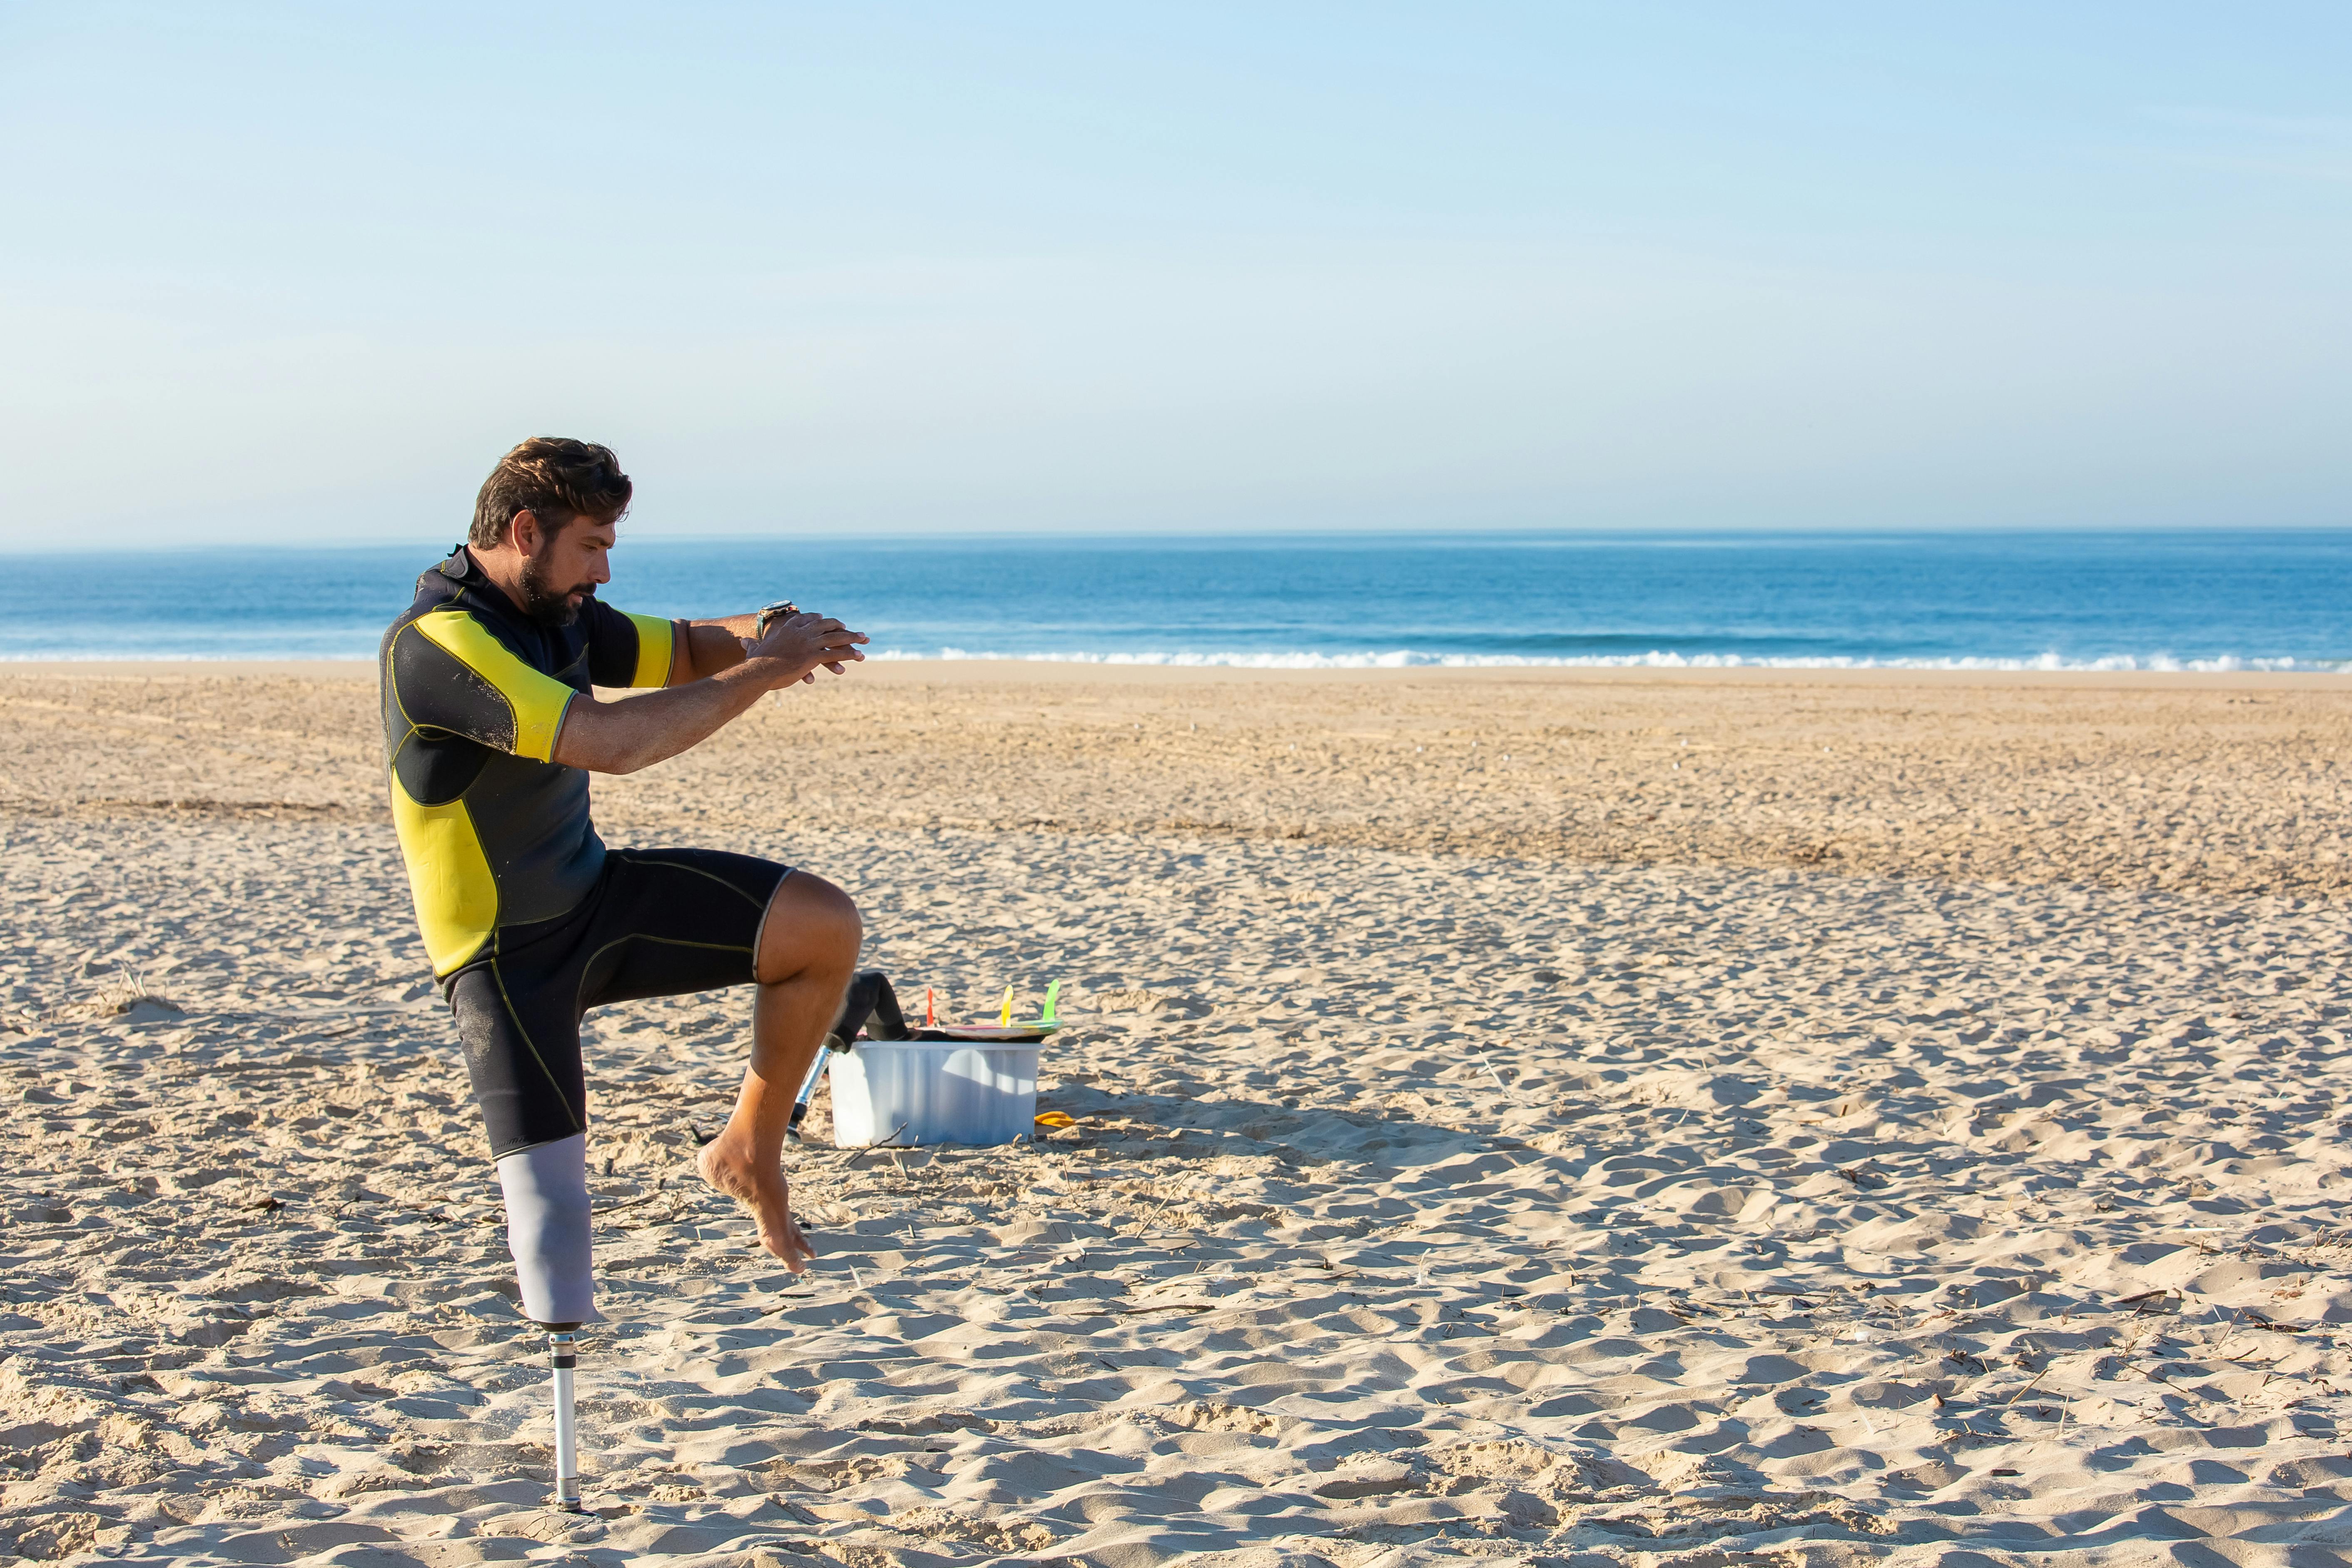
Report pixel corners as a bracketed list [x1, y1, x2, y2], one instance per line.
[379, 547, 790, 1162]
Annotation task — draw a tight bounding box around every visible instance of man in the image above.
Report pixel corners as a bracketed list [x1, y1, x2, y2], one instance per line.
[379, 436, 866, 1325]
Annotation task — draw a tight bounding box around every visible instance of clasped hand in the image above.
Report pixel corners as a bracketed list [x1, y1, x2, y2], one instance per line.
[746, 611, 869, 686]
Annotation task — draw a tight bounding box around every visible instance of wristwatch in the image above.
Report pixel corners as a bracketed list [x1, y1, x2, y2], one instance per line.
[752, 601, 799, 640]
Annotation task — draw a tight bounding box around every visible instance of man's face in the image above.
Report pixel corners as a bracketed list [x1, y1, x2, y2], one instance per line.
[515, 512, 615, 627]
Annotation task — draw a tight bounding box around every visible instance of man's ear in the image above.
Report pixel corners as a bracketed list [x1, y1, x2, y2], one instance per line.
[508, 509, 542, 556]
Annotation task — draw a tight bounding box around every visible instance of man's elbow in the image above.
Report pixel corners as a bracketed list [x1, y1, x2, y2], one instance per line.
[593, 749, 653, 776]
[551, 709, 659, 775]
[579, 738, 662, 775]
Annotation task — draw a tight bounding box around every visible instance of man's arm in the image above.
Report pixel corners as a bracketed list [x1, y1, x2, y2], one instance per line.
[556, 612, 866, 774]
[672, 613, 760, 684]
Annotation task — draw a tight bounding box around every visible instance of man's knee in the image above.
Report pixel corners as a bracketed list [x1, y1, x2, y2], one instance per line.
[809, 877, 862, 958]
[759, 871, 861, 979]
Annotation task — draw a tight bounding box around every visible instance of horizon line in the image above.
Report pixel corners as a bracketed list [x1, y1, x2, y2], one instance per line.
[3, 520, 2349, 558]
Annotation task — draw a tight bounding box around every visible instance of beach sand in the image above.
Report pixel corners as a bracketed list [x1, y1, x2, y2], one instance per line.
[3, 663, 2350, 1566]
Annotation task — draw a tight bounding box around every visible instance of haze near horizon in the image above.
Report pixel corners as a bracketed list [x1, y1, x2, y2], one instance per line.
[2, 2, 2347, 550]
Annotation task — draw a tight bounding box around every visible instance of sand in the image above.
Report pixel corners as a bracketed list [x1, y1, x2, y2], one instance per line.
[3, 662, 2350, 1567]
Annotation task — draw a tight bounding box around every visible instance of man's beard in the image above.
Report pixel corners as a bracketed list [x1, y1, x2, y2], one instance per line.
[517, 549, 594, 627]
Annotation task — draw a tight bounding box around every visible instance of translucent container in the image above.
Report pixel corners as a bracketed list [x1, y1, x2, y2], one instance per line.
[827, 1042, 1041, 1148]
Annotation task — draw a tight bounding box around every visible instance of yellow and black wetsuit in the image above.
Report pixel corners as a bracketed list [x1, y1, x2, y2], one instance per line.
[381, 548, 789, 1157]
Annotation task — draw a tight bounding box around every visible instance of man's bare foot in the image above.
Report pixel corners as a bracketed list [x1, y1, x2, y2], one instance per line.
[696, 1135, 813, 1270]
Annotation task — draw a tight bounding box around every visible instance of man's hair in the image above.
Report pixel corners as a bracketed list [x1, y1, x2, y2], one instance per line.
[468, 437, 633, 548]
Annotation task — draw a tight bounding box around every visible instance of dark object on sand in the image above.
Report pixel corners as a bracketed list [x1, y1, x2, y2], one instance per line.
[833, 969, 912, 1043]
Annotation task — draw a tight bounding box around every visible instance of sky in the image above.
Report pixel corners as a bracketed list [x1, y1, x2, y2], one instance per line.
[1, 2, 2347, 549]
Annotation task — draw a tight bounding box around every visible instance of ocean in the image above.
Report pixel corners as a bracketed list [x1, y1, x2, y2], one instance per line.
[3, 531, 2345, 671]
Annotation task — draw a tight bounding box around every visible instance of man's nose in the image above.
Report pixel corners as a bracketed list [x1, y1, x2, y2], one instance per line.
[590, 554, 610, 585]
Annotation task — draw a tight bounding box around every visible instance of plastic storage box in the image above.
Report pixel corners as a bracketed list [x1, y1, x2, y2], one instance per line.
[827, 1041, 1041, 1147]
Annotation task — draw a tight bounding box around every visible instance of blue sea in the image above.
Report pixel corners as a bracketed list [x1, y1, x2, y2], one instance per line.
[2, 532, 2346, 671]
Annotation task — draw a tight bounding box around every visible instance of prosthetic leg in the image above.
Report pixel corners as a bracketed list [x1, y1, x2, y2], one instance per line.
[495, 1134, 599, 1512]
[502, 976, 910, 1506]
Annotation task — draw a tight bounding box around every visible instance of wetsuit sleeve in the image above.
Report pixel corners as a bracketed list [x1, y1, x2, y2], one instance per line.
[585, 600, 678, 689]
[391, 609, 577, 763]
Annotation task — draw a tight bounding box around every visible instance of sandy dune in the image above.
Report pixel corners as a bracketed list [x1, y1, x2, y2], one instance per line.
[3, 665, 2350, 1566]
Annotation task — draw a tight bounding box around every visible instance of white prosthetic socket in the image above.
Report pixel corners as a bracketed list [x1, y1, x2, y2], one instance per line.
[495, 1133, 601, 1327]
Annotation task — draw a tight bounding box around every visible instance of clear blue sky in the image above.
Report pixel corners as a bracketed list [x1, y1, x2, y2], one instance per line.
[2, 2, 2346, 547]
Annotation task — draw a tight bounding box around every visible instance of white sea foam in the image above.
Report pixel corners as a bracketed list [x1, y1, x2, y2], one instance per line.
[0, 646, 2333, 672]
[870, 647, 2336, 673]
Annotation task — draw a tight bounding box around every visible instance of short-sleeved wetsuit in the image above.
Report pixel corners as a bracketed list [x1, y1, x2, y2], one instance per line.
[380, 548, 790, 1158]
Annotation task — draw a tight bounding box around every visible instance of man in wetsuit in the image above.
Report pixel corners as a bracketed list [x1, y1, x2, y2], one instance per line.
[380, 436, 865, 1322]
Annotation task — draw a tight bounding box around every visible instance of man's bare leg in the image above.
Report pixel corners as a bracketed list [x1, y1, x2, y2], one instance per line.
[695, 871, 860, 1269]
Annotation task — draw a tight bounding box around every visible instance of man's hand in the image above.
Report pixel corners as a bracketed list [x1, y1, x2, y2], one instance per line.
[743, 611, 868, 687]
[553, 610, 869, 775]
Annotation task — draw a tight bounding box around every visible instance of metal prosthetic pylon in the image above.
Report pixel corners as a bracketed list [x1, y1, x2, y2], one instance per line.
[546, 1328, 584, 1512]
[787, 1035, 844, 1139]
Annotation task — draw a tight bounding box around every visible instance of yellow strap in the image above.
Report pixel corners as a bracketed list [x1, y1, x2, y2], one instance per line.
[622, 611, 676, 688]
[412, 610, 575, 762]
